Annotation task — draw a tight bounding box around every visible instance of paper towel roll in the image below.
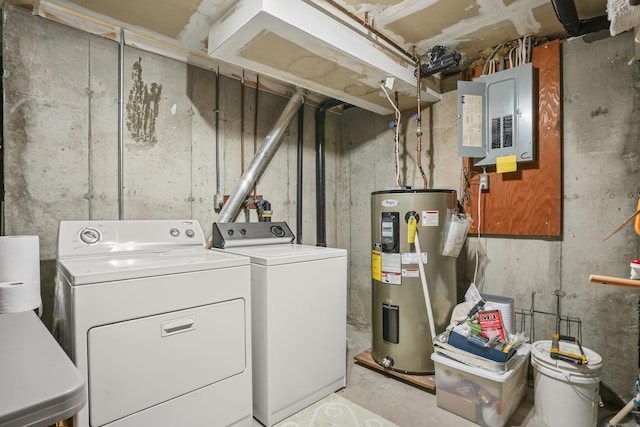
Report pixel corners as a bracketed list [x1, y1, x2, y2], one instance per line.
[0, 281, 41, 313]
[0, 235, 41, 313]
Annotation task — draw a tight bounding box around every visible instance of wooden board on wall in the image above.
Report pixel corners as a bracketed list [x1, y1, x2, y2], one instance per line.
[463, 40, 561, 237]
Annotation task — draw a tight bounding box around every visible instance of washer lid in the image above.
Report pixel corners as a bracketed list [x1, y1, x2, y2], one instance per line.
[57, 249, 249, 285]
[218, 244, 347, 266]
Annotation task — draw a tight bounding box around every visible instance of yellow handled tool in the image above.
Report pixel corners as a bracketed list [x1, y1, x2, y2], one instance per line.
[550, 334, 588, 365]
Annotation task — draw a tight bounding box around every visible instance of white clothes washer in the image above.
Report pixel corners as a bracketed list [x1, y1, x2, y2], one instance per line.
[211, 222, 347, 427]
[53, 220, 253, 427]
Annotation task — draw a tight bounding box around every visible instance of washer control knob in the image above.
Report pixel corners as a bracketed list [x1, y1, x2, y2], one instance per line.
[227, 229, 235, 236]
[240, 228, 247, 235]
[170, 228, 180, 237]
[185, 229, 195, 238]
[79, 227, 101, 245]
[270, 225, 285, 237]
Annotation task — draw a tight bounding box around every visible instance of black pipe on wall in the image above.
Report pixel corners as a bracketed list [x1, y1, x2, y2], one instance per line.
[315, 98, 343, 247]
[296, 104, 304, 244]
[552, 0, 609, 37]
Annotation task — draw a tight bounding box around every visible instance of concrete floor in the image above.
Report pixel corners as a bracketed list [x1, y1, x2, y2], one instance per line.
[336, 324, 637, 427]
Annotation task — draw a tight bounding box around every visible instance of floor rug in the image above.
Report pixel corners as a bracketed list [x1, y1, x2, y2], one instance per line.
[274, 393, 398, 427]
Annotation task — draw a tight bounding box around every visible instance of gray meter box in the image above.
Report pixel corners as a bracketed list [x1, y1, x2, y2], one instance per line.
[457, 63, 536, 167]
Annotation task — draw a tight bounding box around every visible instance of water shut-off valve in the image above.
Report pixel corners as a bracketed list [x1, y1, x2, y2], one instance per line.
[256, 199, 272, 222]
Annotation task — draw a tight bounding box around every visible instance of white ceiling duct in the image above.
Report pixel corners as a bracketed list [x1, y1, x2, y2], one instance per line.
[207, 0, 441, 115]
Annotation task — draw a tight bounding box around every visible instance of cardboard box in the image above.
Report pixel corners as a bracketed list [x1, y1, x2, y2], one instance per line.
[432, 347, 529, 427]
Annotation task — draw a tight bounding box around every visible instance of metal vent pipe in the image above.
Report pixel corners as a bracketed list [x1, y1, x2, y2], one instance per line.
[218, 87, 306, 223]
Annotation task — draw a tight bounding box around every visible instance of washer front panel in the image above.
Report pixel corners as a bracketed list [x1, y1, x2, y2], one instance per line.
[218, 244, 347, 426]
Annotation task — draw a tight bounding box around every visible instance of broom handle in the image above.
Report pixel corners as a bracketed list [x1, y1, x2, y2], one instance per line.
[589, 274, 640, 289]
[415, 230, 436, 343]
[609, 398, 635, 425]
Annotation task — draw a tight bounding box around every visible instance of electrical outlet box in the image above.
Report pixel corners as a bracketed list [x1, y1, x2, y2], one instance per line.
[457, 63, 536, 167]
[479, 172, 489, 191]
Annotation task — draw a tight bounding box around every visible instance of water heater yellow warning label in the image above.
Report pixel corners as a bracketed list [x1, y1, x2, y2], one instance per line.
[371, 250, 382, 281]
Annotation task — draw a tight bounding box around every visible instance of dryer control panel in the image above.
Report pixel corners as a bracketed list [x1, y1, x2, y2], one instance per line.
[57, 220, 206, 259]
[211, 222, 294, 248]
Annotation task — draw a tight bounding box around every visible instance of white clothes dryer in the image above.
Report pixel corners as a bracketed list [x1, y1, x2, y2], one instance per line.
[212, 222, 347, 427]
[53, 220, 252, 427]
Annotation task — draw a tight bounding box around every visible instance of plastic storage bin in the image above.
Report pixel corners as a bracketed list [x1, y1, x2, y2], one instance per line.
[432, 346, 530, 427]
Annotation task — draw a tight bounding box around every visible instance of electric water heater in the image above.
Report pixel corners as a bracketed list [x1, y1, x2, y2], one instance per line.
[371, 189, 458, 374]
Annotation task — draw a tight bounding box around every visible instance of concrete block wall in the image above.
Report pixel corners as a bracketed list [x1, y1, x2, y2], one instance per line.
[340, 31, 640, 400]
[560, 31, 640, 400]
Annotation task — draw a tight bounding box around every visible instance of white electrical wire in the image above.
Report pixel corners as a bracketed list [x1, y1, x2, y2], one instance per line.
[458, 159, 465, 202]
[507, 36, 531, 68]
[482, 43, 502, 75]
[509, 46, 517, 68]
[380, 82, 402, 186]
[472, 173, 482, 289]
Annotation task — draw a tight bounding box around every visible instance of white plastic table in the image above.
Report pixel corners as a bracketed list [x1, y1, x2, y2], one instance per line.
[0, 311, 86, 427]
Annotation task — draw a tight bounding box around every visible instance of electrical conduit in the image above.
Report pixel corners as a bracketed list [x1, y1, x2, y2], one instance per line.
[118, 28, 125, 220]
[215, 68, 222, 210]
[415, 60, 427, 189]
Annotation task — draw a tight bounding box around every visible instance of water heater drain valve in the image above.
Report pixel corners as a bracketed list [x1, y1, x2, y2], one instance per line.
[381, 356, 394, 369]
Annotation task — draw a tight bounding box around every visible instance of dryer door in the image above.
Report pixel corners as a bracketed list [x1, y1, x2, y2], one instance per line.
[87, 299, 246, 426]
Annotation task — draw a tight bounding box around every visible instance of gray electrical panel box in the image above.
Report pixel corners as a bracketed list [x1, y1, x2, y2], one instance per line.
[457, 63, 536, 167]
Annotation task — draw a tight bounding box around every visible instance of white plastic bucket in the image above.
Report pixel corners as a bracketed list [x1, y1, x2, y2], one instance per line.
[530, 340, 602, 427]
